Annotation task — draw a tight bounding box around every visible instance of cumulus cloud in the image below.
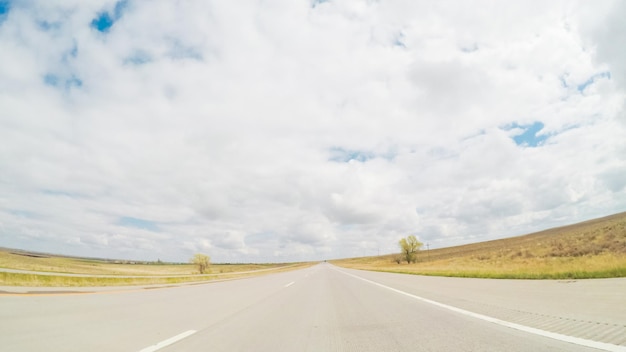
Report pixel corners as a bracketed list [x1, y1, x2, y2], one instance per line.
[0, 0, 624, 262]
[586, 1, 626, 91]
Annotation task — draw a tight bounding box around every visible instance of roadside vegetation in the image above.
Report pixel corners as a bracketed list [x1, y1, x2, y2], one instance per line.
[333, 212, 626, 279]
[190, 253, 211, 274]
[0, 250, 292, 276]
[398, 235, 423, 264]
[0, 249, 313, 286]
[0, 263, 313, 287]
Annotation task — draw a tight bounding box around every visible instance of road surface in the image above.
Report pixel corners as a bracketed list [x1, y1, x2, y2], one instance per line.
[1, 263, 624, 351]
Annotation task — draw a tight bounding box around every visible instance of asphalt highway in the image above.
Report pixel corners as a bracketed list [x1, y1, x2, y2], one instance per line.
[1, 263, 624, 352]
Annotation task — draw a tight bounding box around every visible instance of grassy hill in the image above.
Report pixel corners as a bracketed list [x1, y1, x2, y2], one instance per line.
[332, 212, 626, 279]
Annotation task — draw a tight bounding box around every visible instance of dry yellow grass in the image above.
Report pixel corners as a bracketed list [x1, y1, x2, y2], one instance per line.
[0, 263, 315, 287]
[333, 212, 626, 279]
[0, 252, 193, 275]
[0, 249, 315, 286]
[0, 250, 293, 276]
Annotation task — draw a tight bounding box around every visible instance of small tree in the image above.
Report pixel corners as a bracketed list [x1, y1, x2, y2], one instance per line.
[398, 235, 423, 264]
[191, 253, 210, 274]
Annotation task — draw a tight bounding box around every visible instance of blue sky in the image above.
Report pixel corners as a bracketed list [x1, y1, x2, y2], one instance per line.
[506, 122, 549, 147]
[330, 147, 376, 163]
[118, 217, 159, 232]
[0, 1, 9, 15]
[91, 12, 114, 32]
[91, 0, 128, 32]
[578, 72, 611, 93]
[0, 1, 625, 263]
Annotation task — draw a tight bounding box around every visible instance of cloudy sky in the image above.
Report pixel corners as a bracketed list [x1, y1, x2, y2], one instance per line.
[1, 0, 625, 263]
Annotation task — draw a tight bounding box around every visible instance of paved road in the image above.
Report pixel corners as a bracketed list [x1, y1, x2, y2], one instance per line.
[1, 263, 624, 352]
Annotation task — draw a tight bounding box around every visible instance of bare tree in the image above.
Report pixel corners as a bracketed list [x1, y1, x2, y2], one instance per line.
[398, 235, 423, 264]
[190, 253, 210, 274]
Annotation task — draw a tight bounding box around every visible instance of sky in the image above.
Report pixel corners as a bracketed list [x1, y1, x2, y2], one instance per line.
[1, 0, 625, 263]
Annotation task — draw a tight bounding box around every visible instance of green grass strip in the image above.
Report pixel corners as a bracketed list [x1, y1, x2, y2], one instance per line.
[0, 272, 224, 287]
[367, 267, 626, 280]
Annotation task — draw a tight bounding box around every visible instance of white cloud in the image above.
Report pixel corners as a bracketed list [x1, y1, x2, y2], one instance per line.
[0, 0, 624, 262]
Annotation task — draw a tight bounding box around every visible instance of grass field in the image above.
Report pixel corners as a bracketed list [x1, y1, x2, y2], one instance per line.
[0, 263, 313, 287]
[0, 249, 313, 286]
[333, 212, 626, 279]
[0, 250, 295, 276]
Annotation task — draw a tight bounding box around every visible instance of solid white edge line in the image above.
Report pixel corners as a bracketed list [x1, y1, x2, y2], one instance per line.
[285, 281, 295, 288]
[336, 269, 626, 352]
[139, 330, 197, 352]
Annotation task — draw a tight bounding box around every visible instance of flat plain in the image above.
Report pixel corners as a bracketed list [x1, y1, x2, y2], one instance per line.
[0, 250, 311, 286]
